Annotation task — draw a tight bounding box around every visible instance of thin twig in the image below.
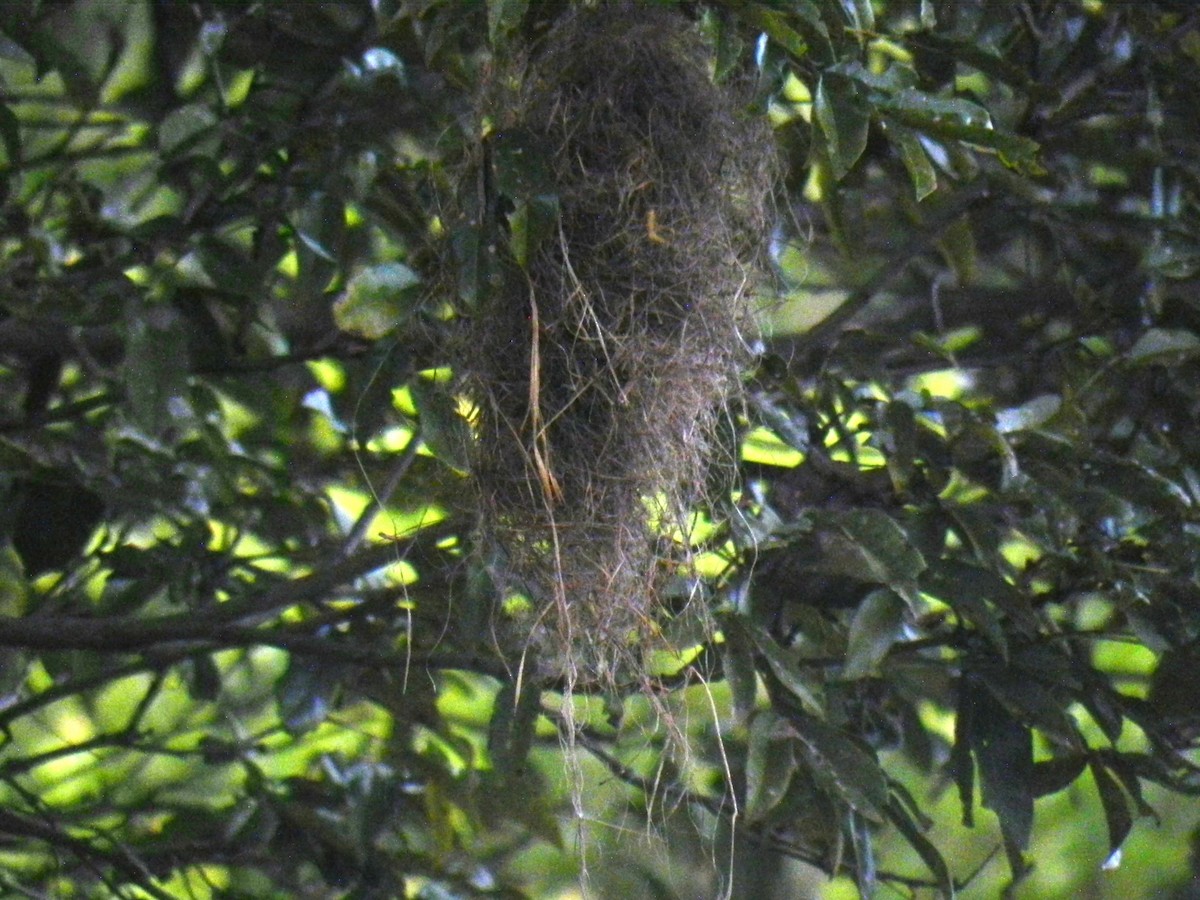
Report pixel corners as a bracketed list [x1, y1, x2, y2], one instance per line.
[343, 432, 422, 557]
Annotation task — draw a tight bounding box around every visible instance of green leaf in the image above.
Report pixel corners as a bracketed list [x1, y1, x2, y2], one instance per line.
[1145, 238, 1200, 279]
[921, 561, 1014, 658]
[278, 658, 337, 734]
[1090, 760, 1134, 870]
[721, 616, 760, 722]
[0, 545, 28, 617]
[844, 0, 874, 33]
[124, 302, 191, 437]
[881, 100, 1043, 174]
[22, 32, 98, 105]
[1127, 327, 1200, 365]
[969, 683, 1033, 875]
[983, 665, 1083, 752]
[158, 103, 220, 158]
[185, 654, 221, 702]
[507, 196, 560, 271]
[295, 227, 338, 264]
[709, 10, 745, 83]
[337, 348, 412, 440]
[488, 0, 528, 46]
[843, 588, 906, 679]
[814, 509, 926, 606]
[793, 714, 889, 822]
[745, 710, 797, 823]
[748, 624, 823, 714]
[887, 796, 956, 898]
[906, 32, 1057, 99]
[334, 262, 421, 339]
[0, 103, 20, 165]
[491, 128, 557, 198]
[943, 561, 1037, 634]
[451, 222, 485, 307]
[815, 74, 870, 180]
[193, 236, 261, 297]
[751, 393, 811, 454]
[848, 810, 876, 899]
[292, 193, 345, 289]
[995, 393, 1062, 434]
[788, 1, 836, 63]
[887, 123, 937, 201]
[937, 214, 977, 285]
[952, 677, 976, 827]
[488, 680, 540, 780]
[410, 380, 472, 473]
[1030, 754, 1088, 798]
[1104, 754, 1157, 819]
[882, 399, 919, 490]
[737, 3, 832, 64]
[832, 59, 917, 93]
[877, 89, 992, 128]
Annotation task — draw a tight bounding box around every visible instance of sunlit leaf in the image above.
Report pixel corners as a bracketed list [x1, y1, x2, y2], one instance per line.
[335, 262, 422, 339]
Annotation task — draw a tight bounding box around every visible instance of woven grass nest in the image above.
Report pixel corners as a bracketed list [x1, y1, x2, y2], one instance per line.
[467, 3, 777, 683]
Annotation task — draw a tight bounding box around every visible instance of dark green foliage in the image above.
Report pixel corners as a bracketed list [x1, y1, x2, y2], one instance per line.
[0, 1, 1199, 898]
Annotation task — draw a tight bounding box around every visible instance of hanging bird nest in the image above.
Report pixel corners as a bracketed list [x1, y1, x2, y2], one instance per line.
[465, 2, 777, 683]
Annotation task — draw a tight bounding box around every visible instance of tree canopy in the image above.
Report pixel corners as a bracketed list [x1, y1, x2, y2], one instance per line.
[2, 1, 1200, 897]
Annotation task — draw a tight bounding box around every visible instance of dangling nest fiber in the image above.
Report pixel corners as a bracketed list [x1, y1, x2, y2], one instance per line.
[468, 3, 776, 681]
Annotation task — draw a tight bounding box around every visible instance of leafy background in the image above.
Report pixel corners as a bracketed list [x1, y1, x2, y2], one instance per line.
[1, 0, 1200, 897]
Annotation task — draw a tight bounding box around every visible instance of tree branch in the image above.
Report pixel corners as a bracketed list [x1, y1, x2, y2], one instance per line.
[0, 529, 453, 652]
